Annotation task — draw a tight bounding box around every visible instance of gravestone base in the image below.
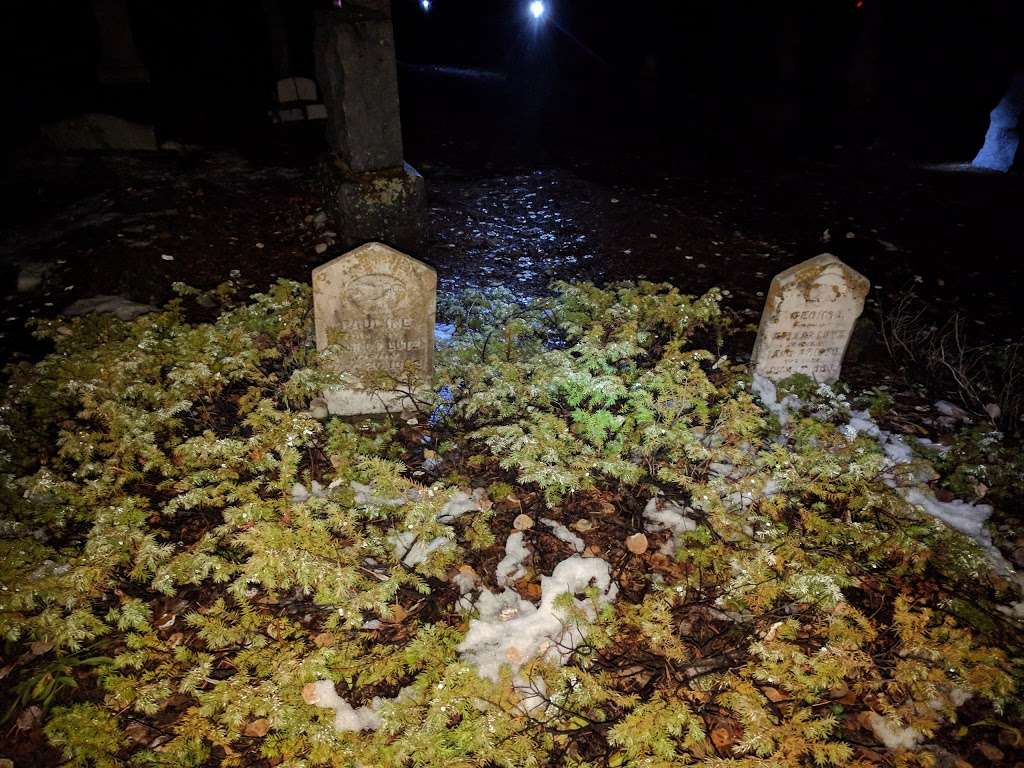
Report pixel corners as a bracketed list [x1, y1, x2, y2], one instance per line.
[323, 387, 425, 417]
[320, 160, 426, 253]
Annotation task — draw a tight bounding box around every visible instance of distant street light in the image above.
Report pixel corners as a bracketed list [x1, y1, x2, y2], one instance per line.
[421, 0, 431, 10]
[529, 1, 545, 20]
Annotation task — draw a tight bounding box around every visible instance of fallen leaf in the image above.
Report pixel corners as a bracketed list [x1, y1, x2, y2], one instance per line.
[302, 682, 322, 705]
[856, 747, 886, 765]
[125, 722, 151, 744]
[313, 632, 335, 647]
[978, 743, 1004, 762]
[244, 719, 271, 737]
[762, 686, 788, 703]
[518, 581, 542, 601]
[625, 532, 648, 554]
[16, 705, 42, 730]
[29, 640, 53, 656]
[389, 604, 408, 623]
[711, 726, 734, 750]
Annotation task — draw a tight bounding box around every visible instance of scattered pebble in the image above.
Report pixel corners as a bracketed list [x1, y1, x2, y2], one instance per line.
[513, 514, 534, 531]
[625, 532, 649, 554]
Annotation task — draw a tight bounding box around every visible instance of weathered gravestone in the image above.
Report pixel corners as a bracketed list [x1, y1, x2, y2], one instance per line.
[751, 254, 870, 383]
[313, 242, 436, 415]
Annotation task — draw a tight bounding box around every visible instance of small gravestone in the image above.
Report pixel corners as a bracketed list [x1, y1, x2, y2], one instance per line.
[313, 242, 436, 415]
[752, 254, 869, 383]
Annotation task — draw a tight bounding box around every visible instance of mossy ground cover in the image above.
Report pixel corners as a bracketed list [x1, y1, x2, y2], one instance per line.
[0, 280, 1021, 768]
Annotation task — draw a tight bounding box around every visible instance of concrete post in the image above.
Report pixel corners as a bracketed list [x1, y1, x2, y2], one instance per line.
[314, 2, 425, 252]
[91, 0, 150, 85]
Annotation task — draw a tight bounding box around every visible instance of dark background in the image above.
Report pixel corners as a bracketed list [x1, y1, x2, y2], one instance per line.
[1, 0, 1021, 164]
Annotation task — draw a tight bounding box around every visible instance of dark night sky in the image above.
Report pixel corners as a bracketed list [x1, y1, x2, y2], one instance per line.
[1, 0, 1021, 155]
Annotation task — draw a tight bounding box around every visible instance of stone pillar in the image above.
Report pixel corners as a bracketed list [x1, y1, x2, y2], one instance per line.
[972, 71, 1024, 173]
[314, 2, 425, 253]
[91, 0, 150, 85]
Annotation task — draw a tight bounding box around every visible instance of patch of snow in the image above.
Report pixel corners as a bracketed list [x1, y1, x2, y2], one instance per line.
[882, 434, 915, 465]
[865, 712, 922, 750]
[644, 498, 697, 553]
[751, 374, 802, 426]
[839, 411, 1011, 573]
[901, 488, 1005, 564]
[495, 531, 531, 586]
[458, 555, 617, 684]
[844, 410, 882, 439]
[438, 488, 483, 522]
[996, 601, 1024, 620]
[935, 400, 970, 422]
[292, 481, 328, 503]
[540, 518, 585, 553]
[305, 679, 383, 732]
[452, 567, 478, 594]
[391, 531, 452, 567]
[350, 481, 405, 507]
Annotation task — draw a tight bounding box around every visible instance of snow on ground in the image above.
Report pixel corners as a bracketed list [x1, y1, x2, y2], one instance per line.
[458, 555, 618, 710]
[495, 531, 531, 586]
[753, 379, 1012, 574]
[304, 679, 383, 732]
[540, 517, 585, 552]
[643, 497, 698, 554]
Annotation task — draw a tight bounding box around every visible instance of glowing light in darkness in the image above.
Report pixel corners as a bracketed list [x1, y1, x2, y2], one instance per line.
[529, 1, 546, 20]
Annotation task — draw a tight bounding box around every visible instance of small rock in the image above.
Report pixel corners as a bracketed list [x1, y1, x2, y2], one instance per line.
[513, 514, 534, 531]
[161, 253, 174, 261]
[16, 262, 48, 293]
[64, 295, 158, 321]
[314, 243, 328, 255]
[571, 518, 594, 532]
[309, 398, 329, 420]
[626, 532, 649, 554]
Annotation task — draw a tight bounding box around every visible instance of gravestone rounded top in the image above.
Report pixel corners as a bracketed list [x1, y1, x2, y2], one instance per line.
[751, 254, 870, 384]
[312, 242, 436, 415]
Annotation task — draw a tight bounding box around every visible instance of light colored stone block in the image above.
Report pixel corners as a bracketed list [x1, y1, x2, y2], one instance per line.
[306, 104, 328, 120]
[295, 77, 318, 102]
[313, 242, 436, 415]
[751, 253, 869, 383]
[278, 108, 305, 123]
[276, 77, 299, 103]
